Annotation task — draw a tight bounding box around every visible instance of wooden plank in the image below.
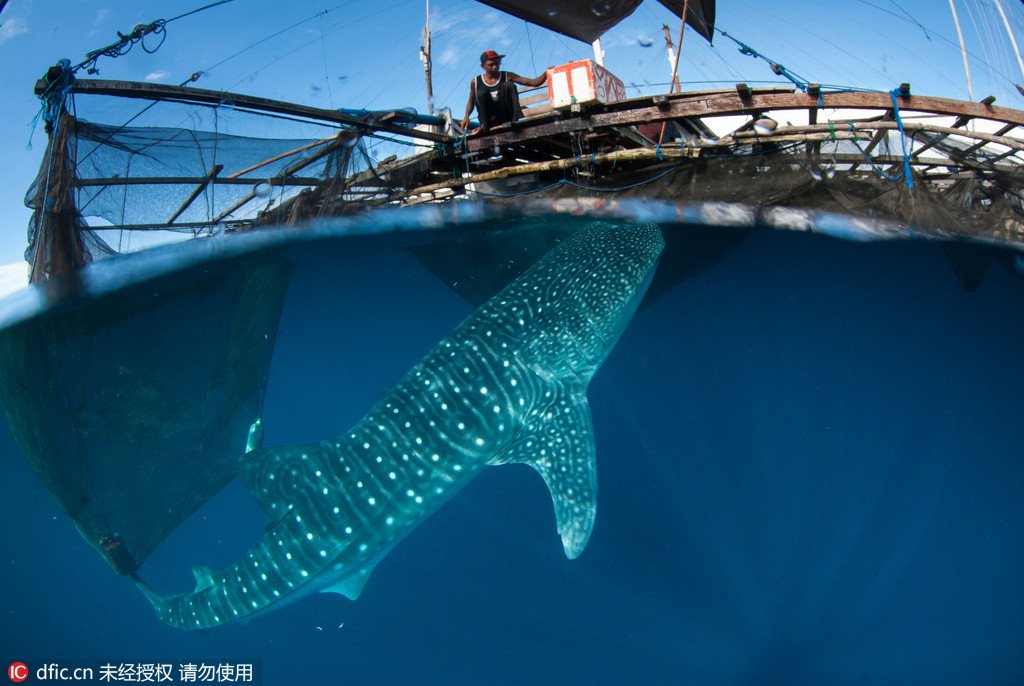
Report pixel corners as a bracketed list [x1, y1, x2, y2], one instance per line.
[43, 78, 452, 143]
[467, 90, 1024, 151]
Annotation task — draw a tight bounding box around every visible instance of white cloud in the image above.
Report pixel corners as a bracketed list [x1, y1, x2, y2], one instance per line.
[438, 46, 459, 67]
[0, 16, 28, 42]
[432, 6, 512, 54]
[144, 71, 170, 82]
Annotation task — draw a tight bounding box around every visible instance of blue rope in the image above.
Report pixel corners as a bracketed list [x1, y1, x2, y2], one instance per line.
[28, 59, 76, 148]
[889, 87, 914, 189]
[717, 29, 811, 92]
[848, 122, 904, 183]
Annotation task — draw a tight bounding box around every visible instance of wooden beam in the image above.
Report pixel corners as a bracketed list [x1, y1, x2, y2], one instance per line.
[41, 78, 452, 143]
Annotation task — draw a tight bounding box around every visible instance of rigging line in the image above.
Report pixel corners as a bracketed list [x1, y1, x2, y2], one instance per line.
[964, 0, 1001, 89]
[165, 0, 236, 24]
[888, 0, 931, 39]
[993, 0, 1024, 83]
[856, 0, 1018, 86]
[226, 0, 416, 96]
[976, 2, 1009, 85]
[320, 13, 335, 110]
[202, 2, 357, 81]
[525, 21, 537, 74]
[742, 8, 895, 85]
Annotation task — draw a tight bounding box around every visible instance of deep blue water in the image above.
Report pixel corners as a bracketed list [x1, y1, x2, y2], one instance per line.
[1, 219, 1023, 684]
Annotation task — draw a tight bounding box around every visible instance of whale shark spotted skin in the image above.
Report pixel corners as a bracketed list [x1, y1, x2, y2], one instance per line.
[139, 222, 664, 629]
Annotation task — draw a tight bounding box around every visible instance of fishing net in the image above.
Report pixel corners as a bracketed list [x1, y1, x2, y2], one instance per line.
[25, 105, 373, 283]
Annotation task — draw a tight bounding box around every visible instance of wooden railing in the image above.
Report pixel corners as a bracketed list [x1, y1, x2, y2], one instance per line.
[519, 84, 552, 118]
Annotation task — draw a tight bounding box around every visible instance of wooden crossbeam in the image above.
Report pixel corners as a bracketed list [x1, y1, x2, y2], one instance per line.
[43, 79, 451, 143]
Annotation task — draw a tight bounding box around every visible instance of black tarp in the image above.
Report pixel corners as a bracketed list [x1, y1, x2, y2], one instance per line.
[476, 0, 715, 45]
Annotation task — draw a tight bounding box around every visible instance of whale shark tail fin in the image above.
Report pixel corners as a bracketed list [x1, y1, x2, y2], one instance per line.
[130, 572, 165, 610]
[490, 380, 597, 559]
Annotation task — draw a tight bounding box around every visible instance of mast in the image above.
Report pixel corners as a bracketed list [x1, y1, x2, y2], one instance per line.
[659, 0, 689, 144]
[592, 39, 604, 66]
[421, 0, 434, 115]
[662, 24, 681, 94]
[948, 0, 974, 101]
[668, 0, 690, 94]
[993, 0, 1024, 88]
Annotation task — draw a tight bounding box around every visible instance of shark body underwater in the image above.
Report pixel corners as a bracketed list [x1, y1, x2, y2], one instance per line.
[137, 222, 665, 629]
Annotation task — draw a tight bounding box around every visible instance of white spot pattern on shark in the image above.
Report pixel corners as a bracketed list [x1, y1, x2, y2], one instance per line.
[136, 222, 664, 629]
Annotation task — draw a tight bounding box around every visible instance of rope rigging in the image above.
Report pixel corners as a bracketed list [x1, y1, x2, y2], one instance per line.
[716, 29, 812, 92]
[72, 0, 236, 76]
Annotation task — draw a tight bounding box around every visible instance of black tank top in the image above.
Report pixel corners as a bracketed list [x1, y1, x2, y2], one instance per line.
[474, 72, 522, 128]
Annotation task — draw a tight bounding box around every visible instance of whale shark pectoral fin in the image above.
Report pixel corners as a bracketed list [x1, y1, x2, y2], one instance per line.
[192, 565, 216, 593]
[320, 565, 374, 601]
[319, 544, 395, 601]
[491, 382, 597, 559]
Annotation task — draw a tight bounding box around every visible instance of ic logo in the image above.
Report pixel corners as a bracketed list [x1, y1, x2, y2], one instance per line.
[7, 663, 27, 683]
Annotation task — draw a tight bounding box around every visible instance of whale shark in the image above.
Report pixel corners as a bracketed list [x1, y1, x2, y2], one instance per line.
[137, 221, 664, 629]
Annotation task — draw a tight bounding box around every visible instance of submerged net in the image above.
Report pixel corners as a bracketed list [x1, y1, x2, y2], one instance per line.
[0, 256, 291, 573]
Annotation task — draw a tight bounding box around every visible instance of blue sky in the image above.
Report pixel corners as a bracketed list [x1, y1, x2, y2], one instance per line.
[1, 0, 1023, 268]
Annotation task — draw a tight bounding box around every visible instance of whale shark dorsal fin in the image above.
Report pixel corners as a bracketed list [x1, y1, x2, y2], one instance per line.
[192, 565, 216, 592]
[490, 381, 597, 559]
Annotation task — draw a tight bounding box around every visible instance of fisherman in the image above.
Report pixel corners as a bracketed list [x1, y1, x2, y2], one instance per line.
[460, 50, 548, 135]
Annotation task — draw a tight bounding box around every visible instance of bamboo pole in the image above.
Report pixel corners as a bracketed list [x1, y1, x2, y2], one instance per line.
[227, 134, 341, 179]
[662, 25, 681, 94]
[213, 137, 348, 224]
[167, 164, 223, 225]
[949, 0, 975, 101]
[422, 0, 435, 115]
